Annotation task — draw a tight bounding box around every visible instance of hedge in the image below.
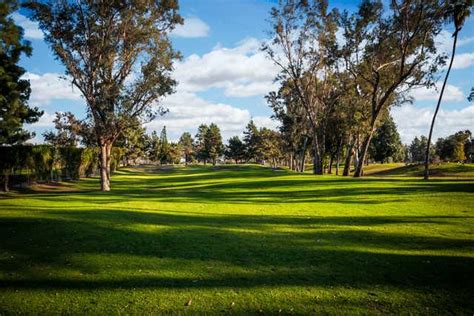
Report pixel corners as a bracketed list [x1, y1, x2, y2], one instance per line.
[0, 145, 124, 190]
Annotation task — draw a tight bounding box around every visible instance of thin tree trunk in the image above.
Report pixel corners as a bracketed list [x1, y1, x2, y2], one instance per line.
[335, 137, 343, 175]
[343, 137, 354, 176]
[354, 131, 374, 177]
[99, 141, 111, 191]
[300, 137, 309, 173]
[328, 155, 333, 174]
[424, 31, 458, 180]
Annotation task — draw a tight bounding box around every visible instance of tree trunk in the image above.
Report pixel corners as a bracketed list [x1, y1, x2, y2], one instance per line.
[335, 138, 343, 176]
[343, 138, 355, 176]
[2, 173, 9, 192]
[99, 141, 111, 191]
[424, 30, 458, 180]
[312, 137, 323, 175]
[354, 132, 374, 177]
[328, 155, 333, 174]
[300, 137, 309, 173]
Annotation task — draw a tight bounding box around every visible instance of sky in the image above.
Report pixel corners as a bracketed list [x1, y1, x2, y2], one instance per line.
[12, 0, 474, 144]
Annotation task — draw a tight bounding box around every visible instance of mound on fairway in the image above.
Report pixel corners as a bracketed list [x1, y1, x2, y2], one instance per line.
[0, 165, 473, 314]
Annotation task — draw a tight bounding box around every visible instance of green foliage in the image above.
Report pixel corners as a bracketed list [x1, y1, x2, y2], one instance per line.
[204, 123, 224, 165]
[243, 120, 262, 162]
[369, 115, 404, 163]
[0, 0, 43, 145]
[225, 136, 246, 163]
[194, 124, 210, 163]
[179, 132, 194, 163]
[435, 130, 471, 162]
[409, 136, 433, 163]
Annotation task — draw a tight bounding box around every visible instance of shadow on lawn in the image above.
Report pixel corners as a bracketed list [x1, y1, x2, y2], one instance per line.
[20, 166, 474, 205]
[0, 210, 473, 302]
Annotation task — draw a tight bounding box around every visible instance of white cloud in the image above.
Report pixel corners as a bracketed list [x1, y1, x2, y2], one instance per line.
[174, 37, 279, 97]
[452, 53, 474, 69]
[22, 72, 82, 106]
[145, 91, 277, 142]
[391, 104, 474, 144]
[28, 111, 55, 128]
[410, 82, 464, 102]
[11, 13, 43, 40]
[435, 30, 474, 69]
[171, 17, 210, 38]
[253, 116, 280, 131]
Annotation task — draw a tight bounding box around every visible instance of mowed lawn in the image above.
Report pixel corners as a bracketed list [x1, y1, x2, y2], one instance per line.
[0, 165, 473, 314]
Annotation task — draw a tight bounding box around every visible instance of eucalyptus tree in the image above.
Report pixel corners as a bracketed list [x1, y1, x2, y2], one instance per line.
[341, 0, 446, 177]
[424, 0, 472, 180]
[263, 0, 340, 174]
[26, 0, 182, 191]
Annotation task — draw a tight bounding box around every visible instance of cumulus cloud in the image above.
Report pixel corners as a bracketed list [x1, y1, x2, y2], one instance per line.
[22, 72, 82, 106]
[391, 104, 474, 144]
[410, 82, 464, 102]
[27, 111, 56, 128]
[173, 38, 279, 97]
[145, 91, 277, 142]
[11, 13, 43, 40]
[452, 53, 474, 69]
[171, 17, 210, 38]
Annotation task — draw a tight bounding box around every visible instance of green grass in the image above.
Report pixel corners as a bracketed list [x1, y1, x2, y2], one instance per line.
[0, 164, 473, 314]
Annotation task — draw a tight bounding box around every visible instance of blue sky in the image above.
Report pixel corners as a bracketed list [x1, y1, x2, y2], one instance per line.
[13, 0, 474, 144]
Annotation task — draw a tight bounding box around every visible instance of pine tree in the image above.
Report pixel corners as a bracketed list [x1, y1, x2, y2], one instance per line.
[0, 0, 42, 146]
[205, 123, 223, 166]
[158, 126, 170, 164]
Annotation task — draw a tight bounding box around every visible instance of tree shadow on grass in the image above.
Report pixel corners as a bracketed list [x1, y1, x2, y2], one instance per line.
[0, 210, 472, 292]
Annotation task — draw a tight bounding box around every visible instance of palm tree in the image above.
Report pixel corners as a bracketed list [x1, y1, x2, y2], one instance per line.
[424, 0, 472, 180]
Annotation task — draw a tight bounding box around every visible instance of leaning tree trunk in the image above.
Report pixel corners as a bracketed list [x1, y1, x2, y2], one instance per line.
[424, 30, 458, 180]
[335, 138, 343, 175]
[300, 137, 309, 173]
[354, 125, 377, 177]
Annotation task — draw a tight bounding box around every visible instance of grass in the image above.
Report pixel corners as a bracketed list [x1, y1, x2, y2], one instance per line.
[0, 164, 473, 314]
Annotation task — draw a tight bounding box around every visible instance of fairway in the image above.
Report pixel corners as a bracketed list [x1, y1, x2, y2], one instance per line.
[0, 165, 473, 314]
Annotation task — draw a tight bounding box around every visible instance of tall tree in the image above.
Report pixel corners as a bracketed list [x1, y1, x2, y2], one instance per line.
[263, 0, 340, 174]
[178, 132, 194, 165]
[225, 136, 245, 164]
[195, 124, 209, 164]
[158, 126, 170, 165]
[424, 0, 472, 179]
[26, 0, 182, 191]
[205, 123, 224, 166]
[341, 0, 445, 177]
[0, 0, 42, 147]
[243, 120, 262, 163]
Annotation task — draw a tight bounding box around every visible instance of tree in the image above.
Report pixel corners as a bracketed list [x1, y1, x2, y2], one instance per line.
[369, 115, 403, 163]
[43, 112, 83, 147]
[0, 0, 42, 148]
[409, 136, 432, 163]
[195, 124, 209, 164]
[158, 126, 171, 165]
[341, 0, 445, 177]
[26, 0, 182, 191]
[243, 120, 262, 163]
[178, 132, 194, 165]
[260, 128, 282, 168]
[169, 143, 183, 164]
[114, 117, 147, 166]
[435, 130, 471, 162]
[204, 123, 224, 166]
[225, 136, 245, 164]
[263, 0, 340, 174]
[424, 0, 472, 179]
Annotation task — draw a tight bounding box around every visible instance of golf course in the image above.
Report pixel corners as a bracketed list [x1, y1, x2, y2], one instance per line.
[1, 164, 473, 314]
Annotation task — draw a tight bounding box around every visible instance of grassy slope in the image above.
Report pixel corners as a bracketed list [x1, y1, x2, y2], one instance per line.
[0, 165, 473, 314]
